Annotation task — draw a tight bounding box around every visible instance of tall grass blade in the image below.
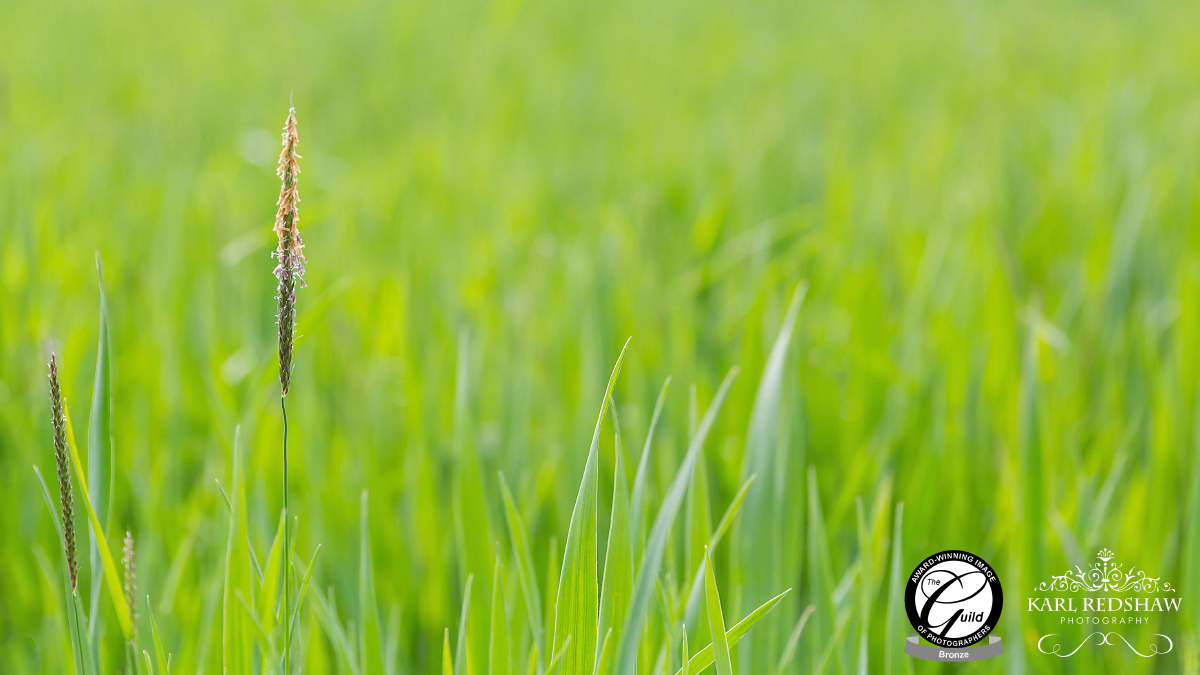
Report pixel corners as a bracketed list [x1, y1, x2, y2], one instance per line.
[386, 603, 401, 675]
[806, 468, 835, 675]
[614, 368, 738, 675]
[734, 284, 805, 674]
[148, 598, 171, 675]
[597, 421, 633, 665]
[883, 503, 907, 675]
[260, 509, 286, 635]
[685, 431, 711, 589]
[670, 588, 790, 675]
[310, 585, 361, 675]
[455, 574, 475, 675]
[286, 544, 322, 649]
[854, 498, 871, 675]
[546, 537, 559, 648]
[701, 549, 731, 675]
[491, 557, 513, 675]
[773, 604, 815, 674]
[681, 475, 756, 632]
[444, 629, 454, 675]
[592, 628, 612, 675]
[454, 332, 494, 675]
[685, 446, 713, 646]
[812, 611, 851, 675]
[220, 426, 253, 675]
[62, 410, 134, 641]
[361, 490, 386, 675]
[1185, 392, 1200, 641]
[33, 465, 91, 675]
[88, 254, 114, 632]
[630, 377, 671, 565]
[1017, 316, 1044, 587]
[680, 628, 688, 675]
[545, 636, 572, 675]
[500, 473, 545, 669]
[553, 338, 630, 674]
[528, 647, 539, 675]
[235, 590, 277, 663]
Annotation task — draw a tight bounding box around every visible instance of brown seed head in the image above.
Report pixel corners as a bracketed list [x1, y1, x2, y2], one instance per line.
[48, 355, 79, 593]
[274, 107, 305, 396]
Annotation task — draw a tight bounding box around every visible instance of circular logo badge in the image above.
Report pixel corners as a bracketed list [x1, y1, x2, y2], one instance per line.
[905, 550, 1003, 649]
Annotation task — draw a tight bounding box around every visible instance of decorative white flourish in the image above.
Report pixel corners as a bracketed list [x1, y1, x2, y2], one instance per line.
[1038, 632, 1173, 658]
[1033, 550, 1175, 593]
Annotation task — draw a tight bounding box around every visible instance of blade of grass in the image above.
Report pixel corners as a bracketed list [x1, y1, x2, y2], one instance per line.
[813, 609, 852, 675]
[553, 338, 630, 675]
[592, 628, 612, 675]
[614, 368, 738, 675]
[1186, 392, 1200, 640]
[310, 585, 361, 675]
[219, 426, 253, 675]
[597, 414, 633, 665]
[260, 509, 286, 635]
[62, 410, 133, 641]
[854, 498, 872, 675]
[546, 537, 559, 649]
[33, 465, 91, 675]
[455, 574, 475, 675]
[158, 527, 196, 615]
[681, 475, 756, 631]
[654, 579, 673, 651]
[386, 603, 401, 675]
[883, 503, 905, 675]
[499, 473, 545, 669]
[685, 443, 713, 647]
[215, 481, 232, 512]
[735, 284, 805, 674]
[545, 635, 572, 675]
[1017, 315, 1045, 587]
[701, 550, 731, 675]
[670, 588, 790, 675]
[235, 590, 277, 660]
[454, 331, 494, 675]
[491, 557, 512, 675]
[286, 544, 322, 647]
[681, 627, 688, 675]
[630, 378, 671, 566]
[444, 629, 454, 675]
[361, 490, 386, 675]
[806, 467, 835, 675]
[88, 253, 114, 635]
[527, 647, 539, 675]
[773, 604, 815, 674]
[247, 539, 264, 586]
[147, 597, 171, 675]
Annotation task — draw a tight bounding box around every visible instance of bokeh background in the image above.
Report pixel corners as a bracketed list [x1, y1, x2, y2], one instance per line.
[2, 0, 1200, 672]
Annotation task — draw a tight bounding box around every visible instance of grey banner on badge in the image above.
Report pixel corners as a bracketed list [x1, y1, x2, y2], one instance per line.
[904, 635, 1004, 661]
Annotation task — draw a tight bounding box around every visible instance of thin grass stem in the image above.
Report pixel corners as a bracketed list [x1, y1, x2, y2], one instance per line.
[282, 394, 291, 675]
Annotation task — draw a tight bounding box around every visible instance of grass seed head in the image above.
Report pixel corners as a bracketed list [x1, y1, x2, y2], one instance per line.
[123, 530, 138, 632]
[274, 106, 304, 396]
[47, 354, 79, 594]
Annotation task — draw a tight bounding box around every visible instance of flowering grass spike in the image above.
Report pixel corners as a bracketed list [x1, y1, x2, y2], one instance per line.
[48, 355, 79, 594]
[274, 106, 304, 396]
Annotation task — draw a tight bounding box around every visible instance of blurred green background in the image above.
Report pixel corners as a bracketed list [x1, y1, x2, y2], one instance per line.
[3, 0, 1200, 672]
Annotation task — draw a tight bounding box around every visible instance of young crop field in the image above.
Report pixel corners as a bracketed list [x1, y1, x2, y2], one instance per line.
[2, 0, 1200, 673]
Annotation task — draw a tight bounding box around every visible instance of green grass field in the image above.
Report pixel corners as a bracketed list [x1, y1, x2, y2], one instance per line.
[3, 0, 1200, 672]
